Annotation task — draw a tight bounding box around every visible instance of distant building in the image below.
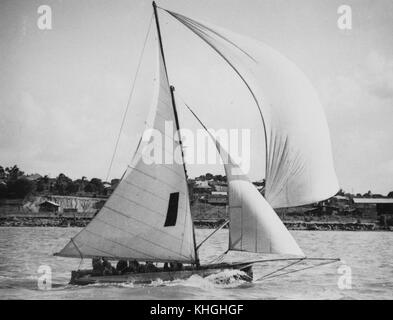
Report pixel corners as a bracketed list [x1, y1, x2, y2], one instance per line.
[214, 185, 228, 192]
[93, 199, 106, 211]
[111, 179, 120, 187]
[39, 200, 60, 213]
[0, 199, 24, 215]
[353, 198, 393, 218]
[328, 195, 351, 211]
[103, 181, 113, 196]
[24, 174, 42, 181]
[193, 180, 212, 194]
[332, 195, 349, 201]
[208, 191, 227, 205]
[36, 196, 107, 214]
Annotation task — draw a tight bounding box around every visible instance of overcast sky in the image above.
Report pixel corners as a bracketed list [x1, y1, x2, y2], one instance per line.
[0, 0, 392, 195]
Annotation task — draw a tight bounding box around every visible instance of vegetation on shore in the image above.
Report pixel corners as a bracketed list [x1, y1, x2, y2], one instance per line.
[1, 165, 393, 200]
[0, 165, 117, 199]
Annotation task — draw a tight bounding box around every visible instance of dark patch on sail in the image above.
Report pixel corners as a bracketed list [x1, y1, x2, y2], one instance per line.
[164, 192, 179, 227]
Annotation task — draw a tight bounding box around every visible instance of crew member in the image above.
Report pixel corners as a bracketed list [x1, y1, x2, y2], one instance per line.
[92, 257, 104, 276]
[128, 260, 140, 273]
[116, 260, 128, 274]
[102, 257, 114, 275]
[145, 261, 157, 272]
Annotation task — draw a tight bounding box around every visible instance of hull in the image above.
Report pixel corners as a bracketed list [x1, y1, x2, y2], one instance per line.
[70, 263, 253, 285]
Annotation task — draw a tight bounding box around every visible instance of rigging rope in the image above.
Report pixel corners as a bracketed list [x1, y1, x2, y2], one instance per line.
[255, 258, 340, 282]
[209, 249, 229, 264]
[255, 258, 305, 281]
[105, 13, 154, 182]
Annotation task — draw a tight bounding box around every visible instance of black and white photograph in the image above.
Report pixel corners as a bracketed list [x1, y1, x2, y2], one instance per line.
[0, 0, 392, 303]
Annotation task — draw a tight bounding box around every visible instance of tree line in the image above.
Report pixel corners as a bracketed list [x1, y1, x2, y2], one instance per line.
[0, 165, 119, 199]
[1, 165, 392, 200]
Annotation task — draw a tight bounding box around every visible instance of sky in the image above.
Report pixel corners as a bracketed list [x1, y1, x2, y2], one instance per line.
[0, 0, 392, 195]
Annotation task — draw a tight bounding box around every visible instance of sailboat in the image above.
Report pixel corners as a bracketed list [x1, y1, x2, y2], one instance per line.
[55, 2, 340, 285]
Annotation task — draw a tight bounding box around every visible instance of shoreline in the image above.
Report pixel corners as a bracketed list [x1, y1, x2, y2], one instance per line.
[0, 215, 391, 231]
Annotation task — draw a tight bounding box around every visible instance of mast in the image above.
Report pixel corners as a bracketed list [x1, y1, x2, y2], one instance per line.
[153, 1, 168, 77]
[170, 86, 200, 267]
[153, 1, 200, 267]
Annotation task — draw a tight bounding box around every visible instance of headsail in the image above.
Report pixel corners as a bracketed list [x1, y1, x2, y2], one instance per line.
[185, 105, 304, 256]
[56, 35, 196, 263]
[225, 155, 304, 256]
[164, 10, 339, 208]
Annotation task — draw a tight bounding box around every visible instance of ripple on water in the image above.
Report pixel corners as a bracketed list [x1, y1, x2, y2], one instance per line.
[1, 227, 393, 299]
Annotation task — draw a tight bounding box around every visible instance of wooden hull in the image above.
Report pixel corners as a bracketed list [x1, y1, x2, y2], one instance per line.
[70, 263, 253, 285]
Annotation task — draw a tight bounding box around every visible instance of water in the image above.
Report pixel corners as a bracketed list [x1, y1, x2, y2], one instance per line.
[0, 227, 392, 299]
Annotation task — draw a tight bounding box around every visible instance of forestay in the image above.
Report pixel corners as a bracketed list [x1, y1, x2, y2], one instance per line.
[56, 42, 196, 263]
[165, 10, 339, 208]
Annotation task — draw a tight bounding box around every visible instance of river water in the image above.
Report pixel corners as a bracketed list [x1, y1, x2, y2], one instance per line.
[0, 227, 392, 299]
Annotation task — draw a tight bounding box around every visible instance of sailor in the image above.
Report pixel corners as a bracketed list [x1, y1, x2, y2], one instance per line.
[168, 262, 183, 271]
[116, 260, 128, 274]
[92, 257, 104, 275]
[128, 260, 140, 273]
[102, 257, 114, 275]
[176, 262, 183, 271]
[145, 261, 157, 272]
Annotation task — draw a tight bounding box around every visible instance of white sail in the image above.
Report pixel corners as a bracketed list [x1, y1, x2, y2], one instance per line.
[203, 129, 304, 256]
[165, 10, 339, 208]
[56, 42, 196, 263]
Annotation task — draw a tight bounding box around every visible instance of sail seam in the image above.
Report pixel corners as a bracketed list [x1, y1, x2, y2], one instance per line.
[166, 10, 257, 62]
[131, 149, 185, 180]
[93, 217, 193, 260]
[84, 228, 157, 259]
[121, 179, 187, 209]
[111, 192, 165, 217]
[77, 241, 121, 260]
[132, 146, 185, 177]
[126, 165, 187, 195]
[102, 205, 189, 244]
[112, 190, 187, 220]
[142, 123, 182, 147]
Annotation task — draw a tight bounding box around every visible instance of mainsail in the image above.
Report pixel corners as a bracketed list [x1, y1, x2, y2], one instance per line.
[164, 10, 339, 208]
[56, 34, 196, 263]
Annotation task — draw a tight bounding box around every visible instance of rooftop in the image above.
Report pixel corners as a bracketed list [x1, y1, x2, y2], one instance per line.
[211, 191, 227, 196]
[333, 195, 349, 200]
[353, 198, 393, 204]
[39, 200, 60, 207]
[24, 174, 42, 181]
[194, 181, 212, 188]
